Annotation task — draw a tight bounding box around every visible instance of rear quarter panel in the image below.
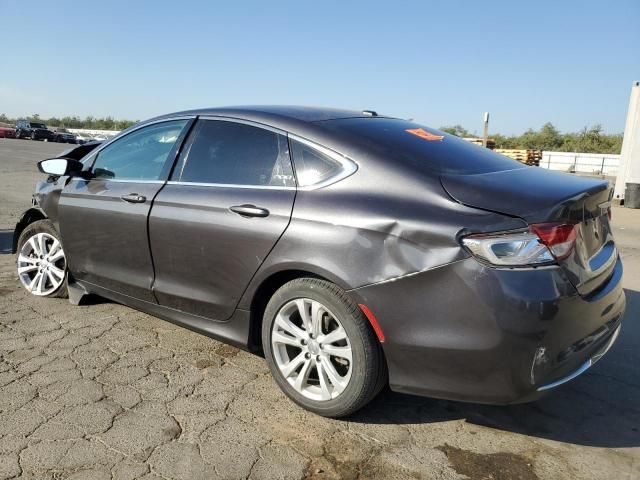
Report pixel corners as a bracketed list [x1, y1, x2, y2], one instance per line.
[238, 166, 527, 309]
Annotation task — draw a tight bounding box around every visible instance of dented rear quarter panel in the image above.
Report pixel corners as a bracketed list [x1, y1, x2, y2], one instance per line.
[238, 154, 527, 308]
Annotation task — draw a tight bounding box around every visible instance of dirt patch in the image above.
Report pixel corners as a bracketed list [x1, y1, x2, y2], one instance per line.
[194, 358, 219, 369]
[436, 444, 538, 480]
[304, 455, 421, 480]
[0, 287, 13, 297]
[215, 344, 240, 358]
[305, 432, 420, 480]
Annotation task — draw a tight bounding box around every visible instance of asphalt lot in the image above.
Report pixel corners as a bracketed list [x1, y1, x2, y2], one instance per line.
[0, 138, 638, 480]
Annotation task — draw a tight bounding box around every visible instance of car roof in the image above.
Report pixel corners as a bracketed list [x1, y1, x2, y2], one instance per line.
[142, 105, 396, 155]
[166, 105, 386, 123]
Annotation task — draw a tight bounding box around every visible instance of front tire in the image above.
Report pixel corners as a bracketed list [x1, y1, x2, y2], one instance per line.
[262, 278, 386, 417]
[16, 220, 68, 298]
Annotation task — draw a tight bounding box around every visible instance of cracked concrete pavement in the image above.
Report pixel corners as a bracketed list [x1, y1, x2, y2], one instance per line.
[0, 139, 638, 479]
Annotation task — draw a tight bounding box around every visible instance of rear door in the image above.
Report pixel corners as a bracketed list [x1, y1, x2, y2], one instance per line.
[149, 118, 296, 320]
[58, 119, 191, 301]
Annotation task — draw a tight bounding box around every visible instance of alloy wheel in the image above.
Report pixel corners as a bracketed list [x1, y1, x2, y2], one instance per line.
[271, 298, 353, 401]
[17, 232, 66, 296]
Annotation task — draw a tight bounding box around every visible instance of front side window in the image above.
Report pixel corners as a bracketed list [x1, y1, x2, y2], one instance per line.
[91, 120, 188, 180]
[176, 120, 295, 187]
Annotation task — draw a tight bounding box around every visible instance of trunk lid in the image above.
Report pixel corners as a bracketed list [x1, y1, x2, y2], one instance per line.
[441, 167, 616, 296]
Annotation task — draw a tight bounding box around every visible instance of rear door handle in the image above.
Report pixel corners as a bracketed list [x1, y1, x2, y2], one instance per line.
[121, 193, 147, 203]
[229, 204, 270, 218]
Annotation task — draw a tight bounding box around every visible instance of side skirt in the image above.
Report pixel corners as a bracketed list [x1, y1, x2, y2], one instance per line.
[72, 280, 251, 350]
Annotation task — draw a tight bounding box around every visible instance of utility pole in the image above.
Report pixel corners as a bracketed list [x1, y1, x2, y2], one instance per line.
[482, 112, 490, 148]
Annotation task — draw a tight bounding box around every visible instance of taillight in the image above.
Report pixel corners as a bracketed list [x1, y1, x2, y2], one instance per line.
[529, 222, 578, 260]
[462, 222, 578, 267]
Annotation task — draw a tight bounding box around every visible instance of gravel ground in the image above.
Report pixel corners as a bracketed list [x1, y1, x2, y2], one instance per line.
[0, 138, 638, 480]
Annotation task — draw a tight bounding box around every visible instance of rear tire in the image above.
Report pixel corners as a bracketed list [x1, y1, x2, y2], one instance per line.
[262, 278, 386, 417]
[16, 220, 68, 298]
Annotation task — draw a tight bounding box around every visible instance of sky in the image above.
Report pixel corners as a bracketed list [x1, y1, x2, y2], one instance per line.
[0, 0, 638, 135]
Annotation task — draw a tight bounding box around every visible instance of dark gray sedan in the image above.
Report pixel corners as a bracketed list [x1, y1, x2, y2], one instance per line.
[12, 106, 625, 417]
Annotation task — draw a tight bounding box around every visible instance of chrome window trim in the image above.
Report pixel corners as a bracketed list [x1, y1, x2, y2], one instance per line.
[83, 115, 197, 168]
[165, 181, 295, 190]
[171, 116, 295, 190]
[69, 178, 165, 184]
[77, 115, 358, 191]
[288, 134, 358, 190]
[197, 115, 287, 136]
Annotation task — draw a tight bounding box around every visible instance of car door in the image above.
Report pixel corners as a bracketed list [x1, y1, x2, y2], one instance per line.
[58, 118, 192, 301]
[149, 118, 296, 320]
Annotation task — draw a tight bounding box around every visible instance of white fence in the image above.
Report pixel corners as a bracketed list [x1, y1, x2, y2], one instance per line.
[540, 151, 620, 177]
[68, 128, 121, 138]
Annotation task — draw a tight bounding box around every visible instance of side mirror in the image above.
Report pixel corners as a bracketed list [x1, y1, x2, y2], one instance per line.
[37, 158, 85, 177]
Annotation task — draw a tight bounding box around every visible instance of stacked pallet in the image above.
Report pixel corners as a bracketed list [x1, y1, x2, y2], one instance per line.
[495, 149, 542, 166]
[463, 137, 496, 149]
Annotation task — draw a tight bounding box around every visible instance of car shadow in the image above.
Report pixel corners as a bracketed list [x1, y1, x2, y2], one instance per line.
[350, 288, 640, 449]
[0, 230, 13, 254]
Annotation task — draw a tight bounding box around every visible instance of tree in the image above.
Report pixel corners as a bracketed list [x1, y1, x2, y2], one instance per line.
[519, 122, 564, 150]
[439, 125, 472, 137]
[561, 125, 622, 154]
[492, 133, 519, 149]
[437, 121, 622, 154]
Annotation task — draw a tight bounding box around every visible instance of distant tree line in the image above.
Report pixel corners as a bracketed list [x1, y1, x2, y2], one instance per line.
[439, 122, 623, 154]
[0, 113, 137, 131]
[0, 113, 623, 154]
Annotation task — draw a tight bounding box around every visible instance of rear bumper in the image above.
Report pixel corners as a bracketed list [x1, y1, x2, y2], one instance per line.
[536, 325, 620, 392]
[350, 256, 625, 404]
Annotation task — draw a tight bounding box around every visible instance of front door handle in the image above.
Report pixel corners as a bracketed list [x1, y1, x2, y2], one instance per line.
[229, 204, 270, 218]
[121, 193, 147, 203]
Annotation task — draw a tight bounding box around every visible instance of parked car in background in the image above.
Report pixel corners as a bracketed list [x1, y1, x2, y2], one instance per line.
[92, 133, 108, 141]
[0, 122, 16, 138]
[15, 120, 54, 141]
[13, 106, 625, 417]
[50, 128, 77, 144]
[74, 132, 95, 144]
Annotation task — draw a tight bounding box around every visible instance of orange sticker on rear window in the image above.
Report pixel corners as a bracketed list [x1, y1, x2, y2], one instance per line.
[405, 128, 444, 141]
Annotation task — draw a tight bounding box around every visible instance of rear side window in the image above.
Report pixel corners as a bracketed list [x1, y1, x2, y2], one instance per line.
[175, 120, 295, 187]
[321, 117, 523, 175]
[289, 139, 347, 187]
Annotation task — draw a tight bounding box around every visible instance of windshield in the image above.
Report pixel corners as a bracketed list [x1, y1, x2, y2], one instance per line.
[30, 123, 46, 129]
[320, 117, 523, 175]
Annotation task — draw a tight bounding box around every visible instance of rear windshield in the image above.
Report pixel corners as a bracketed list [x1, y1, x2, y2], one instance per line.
[29, 123, 46, 129]
[320, 117, 524, 175]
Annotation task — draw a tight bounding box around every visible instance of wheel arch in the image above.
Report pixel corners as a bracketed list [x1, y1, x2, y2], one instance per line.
[244, 264, 388, 359]
[12, 207, 47, 253]
[245, 268, 341, 353]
